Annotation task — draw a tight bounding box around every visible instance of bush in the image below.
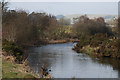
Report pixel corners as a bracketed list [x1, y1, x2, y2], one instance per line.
[73, 33, 120, 58]
[2, 39, 24, 62]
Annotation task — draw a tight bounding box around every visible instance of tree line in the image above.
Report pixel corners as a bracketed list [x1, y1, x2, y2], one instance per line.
[72, 15, 113, 38]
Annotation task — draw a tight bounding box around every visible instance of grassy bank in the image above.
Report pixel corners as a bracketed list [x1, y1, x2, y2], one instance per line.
[2, 39, 52, 78]
[2, 54, 39, 78]
[73, 33, 120, 58]
[2, 39, 40, 78]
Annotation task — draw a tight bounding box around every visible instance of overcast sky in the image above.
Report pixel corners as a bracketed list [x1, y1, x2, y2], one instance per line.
[8, 1, 118, 16]
[8, 0, 120, 2]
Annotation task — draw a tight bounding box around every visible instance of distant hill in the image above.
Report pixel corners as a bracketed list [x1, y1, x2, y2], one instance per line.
[55, 14, 117, 24]
[104, 15, 115, 19]
[64, 14, 118, 24]
[65, 14, 117, 19]
[56, 15, 65, 19]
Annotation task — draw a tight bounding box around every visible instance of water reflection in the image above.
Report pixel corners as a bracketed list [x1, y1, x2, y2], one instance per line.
[27, 43, 119, 78]
[91, 57, 120, 78]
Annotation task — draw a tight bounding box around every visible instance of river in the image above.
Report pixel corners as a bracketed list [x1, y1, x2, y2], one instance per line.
[27, 43, 120, 78]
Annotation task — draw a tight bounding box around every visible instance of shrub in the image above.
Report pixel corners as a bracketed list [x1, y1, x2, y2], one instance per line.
[2, 39, 24, 62]
[73, 33, 120, 58]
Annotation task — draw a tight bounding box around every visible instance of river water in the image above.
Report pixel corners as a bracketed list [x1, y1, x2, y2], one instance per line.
[27, 43, 120, 78]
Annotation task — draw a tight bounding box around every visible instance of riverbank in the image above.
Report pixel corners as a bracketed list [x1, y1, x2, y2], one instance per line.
[48, 39, 79, 44]
[73, 33, 120, 59]
[2, 52, 40, 78]
[19, 39, 79, 47]
[2, 38, 79, 78]
[2, 51, 52, 78]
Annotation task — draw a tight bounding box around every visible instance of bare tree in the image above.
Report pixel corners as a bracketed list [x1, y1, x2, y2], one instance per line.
[1, 0, 8, 13]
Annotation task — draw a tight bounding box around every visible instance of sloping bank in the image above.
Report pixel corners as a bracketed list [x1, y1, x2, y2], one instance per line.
[2, 39, 51, 78]
[72, 33, 120, 58]
[2, 52, 39, 78]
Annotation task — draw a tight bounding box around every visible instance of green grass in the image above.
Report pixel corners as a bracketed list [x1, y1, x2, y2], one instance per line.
[86, 46, 94, 55]
[2, 58, 35, 78]
[24, 74, 35, 78]
[3, 72, 18, 78]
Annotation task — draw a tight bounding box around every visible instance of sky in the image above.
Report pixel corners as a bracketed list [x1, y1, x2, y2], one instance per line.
[7, 1, 118, 16]
[7, 0, 120, 2]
